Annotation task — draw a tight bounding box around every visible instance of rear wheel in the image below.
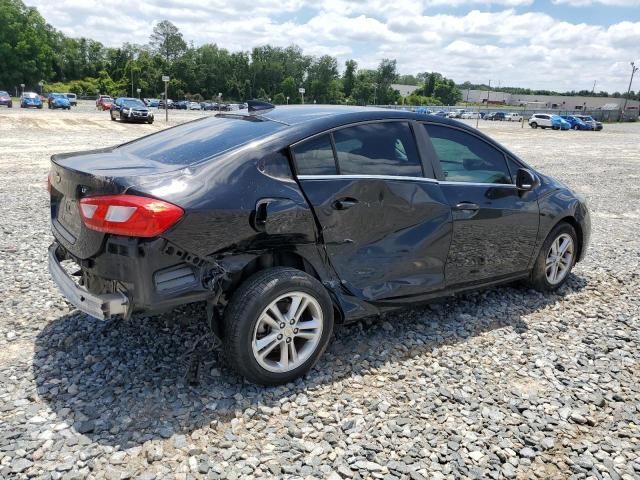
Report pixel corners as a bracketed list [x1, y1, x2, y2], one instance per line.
[529, 222, 577, 291]
[223, 267, 334, 385]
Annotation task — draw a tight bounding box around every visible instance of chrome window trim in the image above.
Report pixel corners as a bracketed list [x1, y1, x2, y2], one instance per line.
[439, 181, 517, 188]
[296, 174, 515, 188]
[297, 174, 438, 184]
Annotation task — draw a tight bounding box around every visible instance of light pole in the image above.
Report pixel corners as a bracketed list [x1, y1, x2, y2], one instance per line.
[20, 83, 25, 96]
[136, 88, 141, 99]
[38, 80, 44, 95]
[622, 61, 638, 120]
[218, 92, 222, 111]
[286, 96, 289, 105]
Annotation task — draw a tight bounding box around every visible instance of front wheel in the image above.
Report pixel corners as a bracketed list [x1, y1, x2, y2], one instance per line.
[530, 122, 537, 129]
[147, 118, 154, 124]
[223, 267, 334, 385]
[528, 222, 577, 291]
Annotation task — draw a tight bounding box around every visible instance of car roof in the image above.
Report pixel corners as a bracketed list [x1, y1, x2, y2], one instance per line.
[255, 105, 475, 128]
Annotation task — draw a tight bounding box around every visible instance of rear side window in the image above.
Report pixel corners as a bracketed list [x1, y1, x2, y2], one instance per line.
[118, 116, 285, 165]
[423, 124, 511, 184]
[292, 134, 337, 175]
[333, 122, 422, 176]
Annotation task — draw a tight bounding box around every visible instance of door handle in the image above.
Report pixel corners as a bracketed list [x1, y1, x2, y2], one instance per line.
[331, 197, 358, 210]
[454, 202, 479, 211]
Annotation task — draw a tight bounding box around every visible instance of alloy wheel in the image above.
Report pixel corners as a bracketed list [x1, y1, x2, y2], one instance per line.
[545, 233, 574, 285]
[252, 291, 323, 373]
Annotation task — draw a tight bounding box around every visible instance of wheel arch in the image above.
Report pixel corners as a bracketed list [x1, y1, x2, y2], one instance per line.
[221, 249, 345, 323]
[555, 216, 584, 262]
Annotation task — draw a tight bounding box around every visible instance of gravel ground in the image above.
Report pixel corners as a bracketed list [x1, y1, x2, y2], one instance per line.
[0, 105, 639, 480]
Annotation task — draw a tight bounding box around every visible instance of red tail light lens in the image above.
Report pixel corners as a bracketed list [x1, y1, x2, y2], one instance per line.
[79, 195, 184, 237]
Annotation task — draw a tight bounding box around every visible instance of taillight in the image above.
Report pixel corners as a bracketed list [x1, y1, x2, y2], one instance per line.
[79, 195, 184, 237]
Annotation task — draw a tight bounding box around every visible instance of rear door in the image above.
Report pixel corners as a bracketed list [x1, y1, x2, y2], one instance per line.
[421, 123, 539, 286]
[293, 121, 452, 302]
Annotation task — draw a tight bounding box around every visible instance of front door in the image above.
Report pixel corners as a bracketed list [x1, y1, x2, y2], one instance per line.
[293, 121, 452, 301]
[421, 123, 540, 286]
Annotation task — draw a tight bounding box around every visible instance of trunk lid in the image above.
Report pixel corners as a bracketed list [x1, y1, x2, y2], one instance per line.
[50, 148, 181, 259]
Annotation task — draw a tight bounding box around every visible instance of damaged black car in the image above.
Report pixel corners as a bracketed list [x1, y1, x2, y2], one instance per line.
[48, 102, 591, 385]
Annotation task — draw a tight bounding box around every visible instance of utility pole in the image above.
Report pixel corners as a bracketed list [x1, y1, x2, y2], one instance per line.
[130, 53, 134, 98]
[591, 80, 597, 95]
[622, 61, 638, 120]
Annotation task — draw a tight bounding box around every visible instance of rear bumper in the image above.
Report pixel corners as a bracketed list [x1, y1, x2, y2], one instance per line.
[48, 244, 129, 320]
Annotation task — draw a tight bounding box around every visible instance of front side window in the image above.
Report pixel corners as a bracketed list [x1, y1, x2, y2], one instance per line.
[423, 124, 512, 184]
[292, 134, 337, 175]
[333, 122, 422, 176]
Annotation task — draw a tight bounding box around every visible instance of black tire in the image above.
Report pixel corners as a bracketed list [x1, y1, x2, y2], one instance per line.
[573, 125, 579, 130]
[223, 267, 334, 385]
[110, 112, 116, 121]
[7, 103, 11, 108]
[530, 122, 537, 129]
[528, 222, 578, 292]
[147, 118, 154, 124]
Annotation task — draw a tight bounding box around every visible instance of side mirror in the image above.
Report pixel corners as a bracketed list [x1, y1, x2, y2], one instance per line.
[516, 168, 536, 191]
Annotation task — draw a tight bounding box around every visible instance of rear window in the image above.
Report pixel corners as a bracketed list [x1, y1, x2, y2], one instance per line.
[117, 116, 285, 165]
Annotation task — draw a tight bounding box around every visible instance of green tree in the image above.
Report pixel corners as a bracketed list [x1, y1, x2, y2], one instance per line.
[280, 76, 297, 103]
[149, 20, 187, 62]
[0, 0, 55, 88]
[343, 59, 357, 98]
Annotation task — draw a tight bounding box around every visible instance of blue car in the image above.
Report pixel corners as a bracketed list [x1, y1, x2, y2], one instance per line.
[414, 107, 431, 114]
[47, 93, 71, 110]
[20, 92, 43, 109]
[560, 115, 590, 130]
[551, 115, 570, 130]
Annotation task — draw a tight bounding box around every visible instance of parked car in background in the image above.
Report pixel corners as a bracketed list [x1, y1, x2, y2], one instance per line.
[551, 115, 571, 130]
[0, 90, 12, 108]
[47, 93, 71, 110]
[188, 102, 202, 110]
[159, 99, 174, 109]
[447, 109, 466, 118]
[96, 96, 113, 111]
[485, 112, 506, 121]
[65, 93, 77, 106]
[110, 97, 154, 123]
[560, 115, 590, 130]
[20, 92, 43, 109]
[145, 99, 160, 108]
[201, 102, 216, 111]
[433, 110, 448, 117]
[505, 113, 522, 122]
[48, 103, 590, 385]
[574, 115, 603, 131]
[528, 113, 553, 129]
[414, 107, 431, 114]
[173, 100, 188, 110]
[461, 111, 480, 119]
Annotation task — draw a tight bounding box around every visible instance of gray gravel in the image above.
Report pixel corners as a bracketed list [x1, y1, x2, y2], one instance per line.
[0, 108, 639, 479]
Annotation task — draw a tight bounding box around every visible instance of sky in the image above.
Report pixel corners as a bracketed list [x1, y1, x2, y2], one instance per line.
[28, 0, 640, 92]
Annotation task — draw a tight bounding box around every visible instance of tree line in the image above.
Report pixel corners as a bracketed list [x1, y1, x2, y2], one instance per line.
[0, 0, 462, 105]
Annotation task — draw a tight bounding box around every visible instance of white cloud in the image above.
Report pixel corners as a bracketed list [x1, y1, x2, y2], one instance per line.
[552, 0, 640, 6]
[24, 0, 640, 92]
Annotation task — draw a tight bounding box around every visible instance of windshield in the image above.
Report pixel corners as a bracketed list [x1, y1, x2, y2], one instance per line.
[24, 93, 38, 98]
[0, 91, 8, 96]
[122, 99, 145, 108]
[52, 93, 66, 98]
[117, 115, 286, 165]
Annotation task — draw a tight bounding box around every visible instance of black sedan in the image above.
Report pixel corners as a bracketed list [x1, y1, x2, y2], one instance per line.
[48, 102, 590, 385]
[110, 97, 154, 123]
